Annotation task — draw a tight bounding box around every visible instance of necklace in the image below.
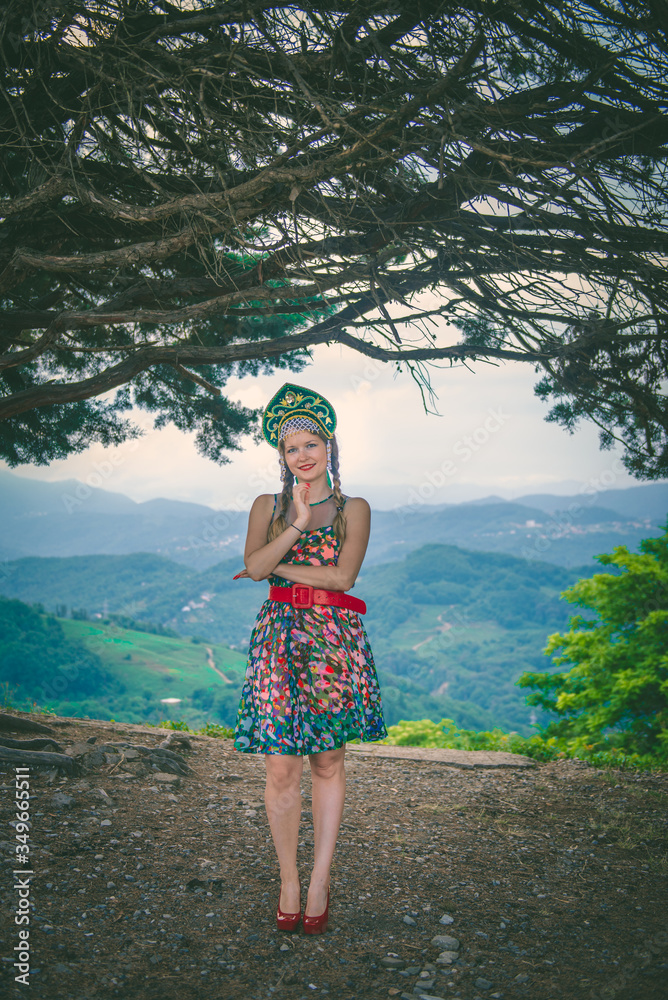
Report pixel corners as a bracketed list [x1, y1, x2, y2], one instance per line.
[293, 491, 334, 507]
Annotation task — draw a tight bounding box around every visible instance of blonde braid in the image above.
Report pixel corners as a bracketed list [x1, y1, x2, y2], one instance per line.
[330, 435, 347, 547]
[268, 442, 294, 542]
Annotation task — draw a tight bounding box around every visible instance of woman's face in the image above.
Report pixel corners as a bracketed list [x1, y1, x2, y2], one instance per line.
[282, 430, 327, 483]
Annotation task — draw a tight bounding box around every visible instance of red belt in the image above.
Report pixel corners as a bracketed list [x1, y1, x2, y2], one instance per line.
[269, 584, 366, 615]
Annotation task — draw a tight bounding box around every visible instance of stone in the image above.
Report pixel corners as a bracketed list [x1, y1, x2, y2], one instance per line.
[91, 788, 113, 802]
[152, 772, 180, 784]
[381, 956, 406, 969]
[403, 914, 417, 926]
[431, 935, 460, 951]
[50, 792, 74, 808]
[439, 913, 454, 925]
[514, 973, 529, 984]
[475, 978, 493, 990]
[436, 951, 459, 965]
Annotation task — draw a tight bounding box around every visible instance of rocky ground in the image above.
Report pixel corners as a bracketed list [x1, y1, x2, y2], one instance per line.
[1, 712, 667, 1000]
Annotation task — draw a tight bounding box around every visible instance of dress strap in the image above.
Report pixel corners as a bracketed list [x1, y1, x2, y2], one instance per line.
[272, 493, 278, 520]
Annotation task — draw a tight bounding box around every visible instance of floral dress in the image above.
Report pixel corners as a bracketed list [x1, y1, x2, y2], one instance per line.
[234, 503, 388, 755]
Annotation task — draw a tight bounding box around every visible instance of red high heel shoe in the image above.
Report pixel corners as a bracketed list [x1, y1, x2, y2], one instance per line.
[303, 887, 329, 935]
[276, 879, 301, 932]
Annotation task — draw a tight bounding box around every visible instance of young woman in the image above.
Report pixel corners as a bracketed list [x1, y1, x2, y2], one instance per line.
[233, 382, 387, 934]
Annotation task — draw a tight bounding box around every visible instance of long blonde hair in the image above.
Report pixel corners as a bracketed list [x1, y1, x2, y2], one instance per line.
[267, 432, 346, 545]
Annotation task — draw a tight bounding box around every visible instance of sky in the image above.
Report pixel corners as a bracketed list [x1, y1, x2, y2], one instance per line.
[4, 342, 647, 511]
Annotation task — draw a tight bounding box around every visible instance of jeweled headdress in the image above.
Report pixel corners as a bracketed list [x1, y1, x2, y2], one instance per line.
[262, 383, 337, 448]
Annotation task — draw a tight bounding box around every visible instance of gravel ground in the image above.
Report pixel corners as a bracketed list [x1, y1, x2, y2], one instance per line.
[1, 714, 667, 1000]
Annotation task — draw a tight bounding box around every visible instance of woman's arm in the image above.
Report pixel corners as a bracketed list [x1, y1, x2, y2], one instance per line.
[243, 488, 311, 581]
[271, 497, 370, 591]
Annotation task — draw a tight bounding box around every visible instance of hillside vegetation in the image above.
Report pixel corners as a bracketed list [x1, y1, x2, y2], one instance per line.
[0, 544, 597, 734]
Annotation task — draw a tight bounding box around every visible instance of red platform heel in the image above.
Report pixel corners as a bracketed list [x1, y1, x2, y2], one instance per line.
[303, 888, 329, 935]
[277, 879, 301, 932]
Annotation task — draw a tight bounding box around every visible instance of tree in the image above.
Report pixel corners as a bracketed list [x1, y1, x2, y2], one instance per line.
[1, 1, 667, 473]
[519, 525, 668, 759]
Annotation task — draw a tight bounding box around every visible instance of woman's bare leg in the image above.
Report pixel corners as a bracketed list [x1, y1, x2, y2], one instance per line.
[264, 753, 304, 912]
[305, 744, 346, 917]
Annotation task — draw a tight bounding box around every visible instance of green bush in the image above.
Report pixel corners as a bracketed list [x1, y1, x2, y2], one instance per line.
[383, 717, 668, 771]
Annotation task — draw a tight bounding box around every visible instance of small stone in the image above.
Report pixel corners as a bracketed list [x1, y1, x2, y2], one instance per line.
[51, 792, 74, 808]
[436, 951, 458, 965]
[515, 973, 529, 984]
[153, 772, 180, 784]
[403, 914, 417, 926]
[381, 956, 406, 969]
[430, 935, 459, 951]
[279, 943, 290, 952]
[439, 913, 454, 925]
[475, 978, 493, 990]
[100, 819, 112, 827]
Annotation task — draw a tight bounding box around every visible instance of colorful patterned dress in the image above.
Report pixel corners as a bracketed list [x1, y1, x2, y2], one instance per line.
[234, 500, 388, 755]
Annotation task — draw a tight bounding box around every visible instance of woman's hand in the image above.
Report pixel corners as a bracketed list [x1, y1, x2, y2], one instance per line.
[292, 481, 311, 531]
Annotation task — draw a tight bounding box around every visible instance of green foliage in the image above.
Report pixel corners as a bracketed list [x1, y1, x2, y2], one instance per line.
[145, 719, 192, 732]
[0, 544, 595, 734]
[384, 718, 668, 771]
[200, 722, 235, 739]
[0, 595, 123, 708]
[519, 524, 668, 759]
[1, 2, 667, 474]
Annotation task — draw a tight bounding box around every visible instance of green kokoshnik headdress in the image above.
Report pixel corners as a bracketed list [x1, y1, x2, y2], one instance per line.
[262, 382, 337, 449]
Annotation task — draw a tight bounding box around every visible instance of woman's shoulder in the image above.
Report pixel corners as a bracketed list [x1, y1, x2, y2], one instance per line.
[341, 495, 370, 516]
[250, 493, 277, 514]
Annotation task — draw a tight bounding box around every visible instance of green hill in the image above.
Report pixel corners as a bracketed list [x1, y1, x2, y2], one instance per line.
[0, 544, 601, 734]
[0, 596, 248, 729]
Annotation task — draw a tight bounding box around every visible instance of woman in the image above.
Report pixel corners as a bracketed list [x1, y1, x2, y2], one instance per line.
[233, 382, 387, 934]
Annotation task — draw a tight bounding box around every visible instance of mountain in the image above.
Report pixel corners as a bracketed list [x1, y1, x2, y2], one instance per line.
[0, 469, 247, 567]
[512, 483, 668, 522]
[0, 595, 247, 730]
[1, 470, 665, 569]
[0, 544, 601, 735]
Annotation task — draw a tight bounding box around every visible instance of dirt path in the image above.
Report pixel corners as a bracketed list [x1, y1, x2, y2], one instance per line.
[412, 614, 453, 651]
[205, 646, 235, 684]
[1, 713, 666, 1000]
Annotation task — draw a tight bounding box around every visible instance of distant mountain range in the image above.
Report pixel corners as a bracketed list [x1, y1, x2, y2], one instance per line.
[1, 469, 665, 569]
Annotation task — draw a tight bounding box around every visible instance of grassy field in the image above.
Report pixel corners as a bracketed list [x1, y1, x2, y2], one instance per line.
[58, 618, 247, 727]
